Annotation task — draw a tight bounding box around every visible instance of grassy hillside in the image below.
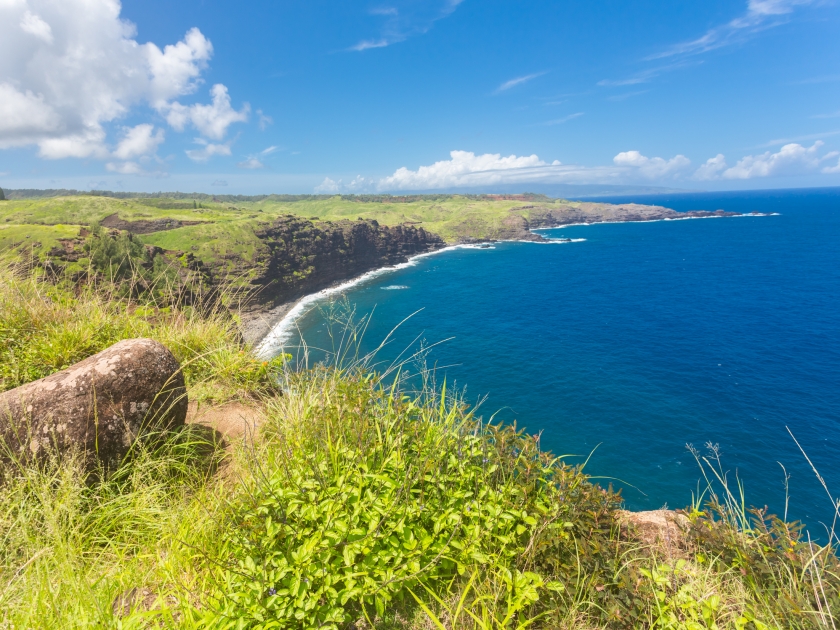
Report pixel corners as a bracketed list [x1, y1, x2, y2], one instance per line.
[0, 193, 584, 265]
[0, 265, 838, 629]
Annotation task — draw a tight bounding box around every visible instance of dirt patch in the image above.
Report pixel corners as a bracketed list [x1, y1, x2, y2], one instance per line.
[186, 400, 264, 442]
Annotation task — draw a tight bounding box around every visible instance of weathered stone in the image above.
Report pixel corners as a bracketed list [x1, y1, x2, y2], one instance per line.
[617, 509, 691, 556]
[0, 338, 187, 469]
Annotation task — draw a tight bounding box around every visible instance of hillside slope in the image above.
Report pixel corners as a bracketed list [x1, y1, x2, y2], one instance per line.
[0, 192, 743, 312]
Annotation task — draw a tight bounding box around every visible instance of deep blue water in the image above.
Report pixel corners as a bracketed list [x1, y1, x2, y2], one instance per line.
[277, 188, 840, 526]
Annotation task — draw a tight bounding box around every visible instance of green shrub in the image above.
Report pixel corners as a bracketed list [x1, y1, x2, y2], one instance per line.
[85, 223, 148, 282]
[193, 370, 622, 629]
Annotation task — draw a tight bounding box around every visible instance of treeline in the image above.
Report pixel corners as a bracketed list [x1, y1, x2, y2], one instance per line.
[3, 189, 555, 203]
[4, 189, 282, 202]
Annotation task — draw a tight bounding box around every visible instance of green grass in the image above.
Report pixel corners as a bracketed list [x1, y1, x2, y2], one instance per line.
[0, 193, 590, 269]
[142, 220, 270, 278]
[0, 264, 281, 403]
[0, 223, 81, 257]
[1, 265, 838, 629]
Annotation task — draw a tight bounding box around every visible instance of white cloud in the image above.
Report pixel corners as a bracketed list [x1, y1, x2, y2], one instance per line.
[38, 129, 110, 160]
[0, 82, 62, 144]
[823, 157, 840, 174]
[257, 109, 273, 130]
[496, 72, 546, 93]
[693, 154, 728, 180]
[758, 130, 840, 147]
[721, 141, 830, 179]
[379, 150, 566, 190]
[20, 10, 53, 43]
[747, 0, 813, 16]
[349, 0, 462, 51]
[598, 61, 696, 88]
[315, 175, 370, 193]
[812, 111, 840, 119]
[165, 84, 249, 140]
[238, 157, 264, 169]
[145, 27, 212, 106]
[543, 112, 584, 125]
[186, 138, 233, 162]
[350, 39, 390, 52]
[112, 124, 164, 160]
[314, 177, 340, 194]
[0, 0, 245, 161]
[105, 161, 144, 175]
[613, 151, 691, 178]
[237, 145, 279, 169]
[320, 140, 840, 194]
[650, 0, 818, 60]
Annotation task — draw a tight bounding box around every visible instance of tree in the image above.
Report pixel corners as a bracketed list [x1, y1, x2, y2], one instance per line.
[0, 187, 6, 201]
[85, 223, 148, 282]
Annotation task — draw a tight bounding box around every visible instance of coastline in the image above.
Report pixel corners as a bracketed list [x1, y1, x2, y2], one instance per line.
[247, 211, 777, 355]
[250, 243, 477, 356]
[530, 211, 778, 231]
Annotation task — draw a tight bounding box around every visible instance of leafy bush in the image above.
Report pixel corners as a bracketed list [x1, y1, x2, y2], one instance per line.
[195, 370, 622, 629]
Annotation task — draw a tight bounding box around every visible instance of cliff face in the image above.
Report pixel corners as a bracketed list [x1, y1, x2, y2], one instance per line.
[249, 216, 445, 307]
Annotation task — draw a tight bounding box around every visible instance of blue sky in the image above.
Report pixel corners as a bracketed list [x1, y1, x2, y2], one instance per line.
[1, 0, 839, 194]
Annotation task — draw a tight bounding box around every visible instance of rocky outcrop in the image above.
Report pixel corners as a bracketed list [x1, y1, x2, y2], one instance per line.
[617, 509, 691, 556]
[101, 213, 202, 234]
[0, 339, 187, 470]
[521, 203, 741, 228]
[248, 216, 445, 308]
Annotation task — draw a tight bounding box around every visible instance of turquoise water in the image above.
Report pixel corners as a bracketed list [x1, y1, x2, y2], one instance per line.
[275, 188, 840, 525]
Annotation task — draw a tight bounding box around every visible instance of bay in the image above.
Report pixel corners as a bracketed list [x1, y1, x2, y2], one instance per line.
[273, 187, 840, 526]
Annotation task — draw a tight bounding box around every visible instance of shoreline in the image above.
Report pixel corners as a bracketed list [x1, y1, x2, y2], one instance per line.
[530, 211, 778, 231]
[247, 212, 777, 355]
[250, 243, 482, 356]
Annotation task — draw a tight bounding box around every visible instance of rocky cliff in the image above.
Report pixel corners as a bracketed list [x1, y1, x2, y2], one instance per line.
[247, 216, 444, 308]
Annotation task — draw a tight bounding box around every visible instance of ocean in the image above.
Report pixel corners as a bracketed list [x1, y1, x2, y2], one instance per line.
[263, 187, 840, 526]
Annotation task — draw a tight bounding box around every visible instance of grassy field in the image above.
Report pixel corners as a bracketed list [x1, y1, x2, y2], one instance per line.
[0, 193, 587, 270]
[1, 264, 838, 629]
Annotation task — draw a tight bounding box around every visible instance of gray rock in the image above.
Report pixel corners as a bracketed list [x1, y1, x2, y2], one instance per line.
[0, 338, 187, 470]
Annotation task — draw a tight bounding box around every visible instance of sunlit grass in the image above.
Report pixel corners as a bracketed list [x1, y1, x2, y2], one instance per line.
[0, 266, 838, 629]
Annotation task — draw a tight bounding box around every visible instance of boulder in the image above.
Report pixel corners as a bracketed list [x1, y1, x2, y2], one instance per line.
[617, 509, 691, 556]
[0, 338, 187, 470]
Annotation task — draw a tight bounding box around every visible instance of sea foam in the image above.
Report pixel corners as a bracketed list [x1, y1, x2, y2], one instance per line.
[256, 243, 487, 356]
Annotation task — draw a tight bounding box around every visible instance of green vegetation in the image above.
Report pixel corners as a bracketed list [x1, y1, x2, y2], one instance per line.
[0, 264, 275, 403]
[0, 192, 579, 272]
[0, 222, 80, 260]
[1, 263, 839, 629]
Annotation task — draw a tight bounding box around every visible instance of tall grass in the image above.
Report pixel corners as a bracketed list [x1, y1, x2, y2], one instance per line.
[0, 263, 280, 403]
[1, 267, 838, 629]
